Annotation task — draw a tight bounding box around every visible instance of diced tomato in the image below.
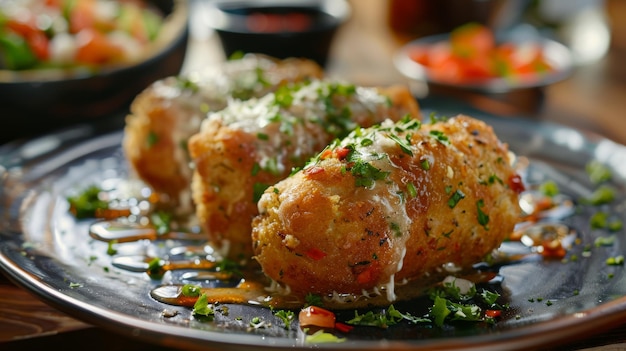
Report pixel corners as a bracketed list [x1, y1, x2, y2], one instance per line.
[408, 22, 554, 84]
[427, 55, 466, 83]
[485, 309, 502, 318]
[69, 0, 97, 33]
[540, 239, 567, 259]
[44, 0, 63, 7]
[459, 53, 493, 80]
[5, 19, 50, 60]
[305, 247, 327, 261]
[408, 45, 429, 66]
[356, 267, 373, 285]
[450, 22, 495, 59]
[334, 147, 350, 160]
[299, 306, 336, 328]
[507, 174, 525, 194]
[304, 166, 325, 177]
[514, 58, 554, 80]
[26, 31, 50, 60]
[319, 148, 333, 160]
[425, 42, 454, 68]
[75, 29, 124, 65]
[334, 322, 354, 333]
[5, 19, 37, 37]
[119, 3, 150, 43]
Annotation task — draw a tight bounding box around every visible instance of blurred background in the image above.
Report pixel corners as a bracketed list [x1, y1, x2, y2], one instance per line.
[186, 0, 624, 143]
[1, 0, 624, 145]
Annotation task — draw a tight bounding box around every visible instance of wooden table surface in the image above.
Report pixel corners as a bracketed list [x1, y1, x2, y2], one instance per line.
[2, 0, 626, 350]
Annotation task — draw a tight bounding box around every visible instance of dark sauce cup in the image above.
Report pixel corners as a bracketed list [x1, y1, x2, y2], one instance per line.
[206, 0, 350, 67]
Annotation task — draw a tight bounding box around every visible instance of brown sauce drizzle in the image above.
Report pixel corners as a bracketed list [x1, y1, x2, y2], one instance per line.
[88, 182, 576, 311]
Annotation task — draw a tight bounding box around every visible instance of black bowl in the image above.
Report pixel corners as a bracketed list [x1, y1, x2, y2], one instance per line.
[0, 0, 189, 144]
[206, 0, 350, 67]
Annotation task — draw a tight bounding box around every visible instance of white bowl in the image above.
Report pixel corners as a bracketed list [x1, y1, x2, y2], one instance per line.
[394, 30, 573, 94]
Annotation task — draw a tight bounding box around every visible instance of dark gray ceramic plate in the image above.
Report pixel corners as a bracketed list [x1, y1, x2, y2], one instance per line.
[1, 106, 626, 351]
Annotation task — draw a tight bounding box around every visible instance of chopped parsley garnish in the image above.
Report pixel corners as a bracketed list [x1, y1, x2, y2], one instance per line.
[609, 219, 624, 231]
[476, 199, 490, 230]
[360, 137, 374, 147]
[192, 294, 215, 317]
[253, 182, 270, 203]
[106, 241, 118, 256]
[429, 130, 450, 145]
[182, 284, 202, 297]
[215, 258, 243, 277]
[606, 255, 624, 266]
[390, 222, 402, 237]
[487, 174, 503, 185]
[590, 211, 609, 229]
[539, 180, 559, 197]
[479, 289, 501, 307]
[147, 131, 159, 148]
[586, 160, 612, 184]
[175, 76, 199, 93]
[274, 309, 295, 329]
[438, 278, 476, 301]
[249, 316, 267, 328]
[585, 185, 615, 205]
[147, 257, 165, 278]
[347, 305, 428, 328]
[344, 278, 503, 330]
[263, 157, 281, 176]
[317, 83, 359, 138]
[387, 133, 413, 156]
[150, 211, 172, 235]
[407, 182, 417, 198]
[305, 293, 323, 307]
[251, 163, 261, 176]
[344, 146, 390, 188]
[273, 85, 294, 107]
[448, 189, 465, 208]
[427, 279, 503, 327]
[66, 185, 109, 219]
[431, 295, 452, 327]
[350, 161, 389, 187]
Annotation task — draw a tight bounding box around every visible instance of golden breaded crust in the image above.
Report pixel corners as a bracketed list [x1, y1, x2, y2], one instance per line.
[251, 115, 522, 302]
[123, 77, 203, 210]
[188, 80, 420, 260]
[123, 55, 324, 212]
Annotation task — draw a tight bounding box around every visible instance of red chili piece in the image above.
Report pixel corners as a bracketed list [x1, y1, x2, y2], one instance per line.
[508, 174, 525, 193]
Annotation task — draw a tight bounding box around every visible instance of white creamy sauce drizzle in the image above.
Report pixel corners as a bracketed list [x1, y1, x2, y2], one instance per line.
[202, 80, 396, 179]
[344, 122, 414, 302]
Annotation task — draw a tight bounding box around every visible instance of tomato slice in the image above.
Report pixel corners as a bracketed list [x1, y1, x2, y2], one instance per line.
[299, 306, 336, 329]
